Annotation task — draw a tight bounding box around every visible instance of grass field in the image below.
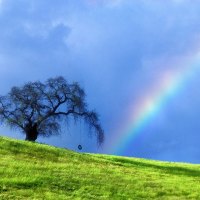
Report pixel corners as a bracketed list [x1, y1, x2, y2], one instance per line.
[1, 136, 200, 199]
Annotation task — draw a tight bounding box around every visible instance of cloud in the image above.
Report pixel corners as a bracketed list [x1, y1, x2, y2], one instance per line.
[1, 0, 200, 161]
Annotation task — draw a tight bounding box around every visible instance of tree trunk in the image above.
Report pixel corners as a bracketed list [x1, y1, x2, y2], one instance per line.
[25, 123, 38, 142]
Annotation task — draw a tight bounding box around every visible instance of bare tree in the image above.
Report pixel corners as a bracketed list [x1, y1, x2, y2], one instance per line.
[0, 76, 104, 145]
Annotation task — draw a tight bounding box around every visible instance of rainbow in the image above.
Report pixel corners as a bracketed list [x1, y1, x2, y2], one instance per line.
[110, 53, 200, 154]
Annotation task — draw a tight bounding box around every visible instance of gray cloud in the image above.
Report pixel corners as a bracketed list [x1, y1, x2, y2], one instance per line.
[1, 0, 200, 162]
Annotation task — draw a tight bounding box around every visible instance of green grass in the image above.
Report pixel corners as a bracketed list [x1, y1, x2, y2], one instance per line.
[1, 136, 200, 199]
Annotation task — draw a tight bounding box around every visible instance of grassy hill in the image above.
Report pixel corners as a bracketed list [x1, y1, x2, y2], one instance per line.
[1, 137, 200, 200]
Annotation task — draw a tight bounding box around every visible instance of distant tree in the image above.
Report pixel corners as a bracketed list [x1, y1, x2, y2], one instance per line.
[0, 76, 104, 145]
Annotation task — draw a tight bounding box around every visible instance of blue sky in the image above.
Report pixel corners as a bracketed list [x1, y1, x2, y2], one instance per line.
[1, 0, 200, 163]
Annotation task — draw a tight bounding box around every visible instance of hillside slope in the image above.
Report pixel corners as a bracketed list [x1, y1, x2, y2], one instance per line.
[0, 136, 200, 200]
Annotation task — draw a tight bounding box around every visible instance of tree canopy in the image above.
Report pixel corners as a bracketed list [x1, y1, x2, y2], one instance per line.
[0, 76, 104, 145]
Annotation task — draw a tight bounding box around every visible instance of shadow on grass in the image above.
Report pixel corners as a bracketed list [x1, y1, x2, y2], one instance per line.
[103, 157, 200, 178]
[0, 139, 64, 162]
[2, 136, 200, 179]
